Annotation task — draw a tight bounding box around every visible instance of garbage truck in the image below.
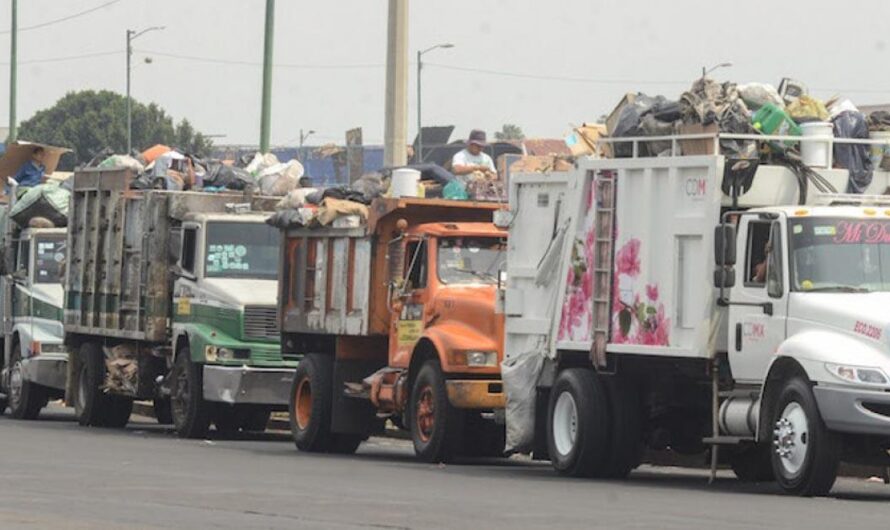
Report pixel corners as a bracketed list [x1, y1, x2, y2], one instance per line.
[502, 132, 890, 496]
[63, 168, 295, 437]
[278, 197, 507, 461]
[0, 187, 70, 419]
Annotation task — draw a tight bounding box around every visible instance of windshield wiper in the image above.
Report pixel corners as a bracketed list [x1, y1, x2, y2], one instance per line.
[805, 285, 871, 293]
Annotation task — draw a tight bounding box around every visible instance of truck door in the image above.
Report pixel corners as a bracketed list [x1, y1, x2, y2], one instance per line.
[728, 217, 788, 382]
[390, 239, 429, 368]
[11, 238, 31, 319]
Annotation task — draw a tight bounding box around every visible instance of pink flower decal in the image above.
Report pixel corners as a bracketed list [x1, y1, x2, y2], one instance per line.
[646, 284, 658, 302]
[615, 238, 640, 278]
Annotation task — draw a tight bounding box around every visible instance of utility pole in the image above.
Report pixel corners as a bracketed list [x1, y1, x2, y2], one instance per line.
[126, 26, 164, 154]
[383, 0, 408, 167]
[8, 0, 18, 142]
[259, 0, 275, 153]
[299, 129, 315, 148]
[416, 43, 453, 163]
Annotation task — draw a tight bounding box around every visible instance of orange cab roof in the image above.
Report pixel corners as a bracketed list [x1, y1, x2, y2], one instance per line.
[410, 222, 507, 238]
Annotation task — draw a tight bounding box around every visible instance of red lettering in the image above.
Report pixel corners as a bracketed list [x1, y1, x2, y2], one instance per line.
[854, 320, 882, 340]
[834, 221, 863, 243]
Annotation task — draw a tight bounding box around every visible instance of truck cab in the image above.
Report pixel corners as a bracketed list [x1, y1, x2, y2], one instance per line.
[170, 211, 294, 433]
[0, 227, 69, 419]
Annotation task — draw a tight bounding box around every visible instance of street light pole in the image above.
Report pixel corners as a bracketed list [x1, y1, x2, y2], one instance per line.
[299, 129, 315, 148]
[8, 0, 18, 142]
[126, 26, 164, 154]
[259, 0, 275, 154]
[416, 43, 453, 164]
[701, 62, 732, 80]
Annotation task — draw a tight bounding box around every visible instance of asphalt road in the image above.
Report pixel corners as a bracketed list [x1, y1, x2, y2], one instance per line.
[2, 405, 890, 529]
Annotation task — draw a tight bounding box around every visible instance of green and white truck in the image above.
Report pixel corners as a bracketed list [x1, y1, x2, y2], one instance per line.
[0, 195, 69, 419]
[63, 168, 295, 437]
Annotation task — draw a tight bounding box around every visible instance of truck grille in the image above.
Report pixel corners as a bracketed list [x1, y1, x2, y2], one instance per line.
[243, 305, 279, 341]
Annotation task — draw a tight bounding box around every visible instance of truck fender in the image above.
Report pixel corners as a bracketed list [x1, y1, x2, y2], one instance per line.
[422, 321, 500, 372]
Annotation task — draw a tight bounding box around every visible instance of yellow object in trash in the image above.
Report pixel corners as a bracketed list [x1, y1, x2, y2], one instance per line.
[787, 95, 830, 122]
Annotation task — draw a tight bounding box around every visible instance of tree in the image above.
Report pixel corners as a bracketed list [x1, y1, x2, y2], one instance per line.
[16, 90, 213, 169]
[494, 123, 525, 141]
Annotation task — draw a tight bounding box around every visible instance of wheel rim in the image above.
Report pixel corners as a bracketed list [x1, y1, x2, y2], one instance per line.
[774, 401, 809, 476]
[415, 385, 435, 443]
[552, 390, 579, 457]
[9, 360, 23, 411]
[295, 377, 312, 430]
[171, 363, 190, 426]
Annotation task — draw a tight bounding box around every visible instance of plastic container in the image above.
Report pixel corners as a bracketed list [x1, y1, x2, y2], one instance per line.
[752, 103, 801, 143]
[869, 131, 890, 170]
[800, 122, 833, 168]
[390, 168, 421, 198]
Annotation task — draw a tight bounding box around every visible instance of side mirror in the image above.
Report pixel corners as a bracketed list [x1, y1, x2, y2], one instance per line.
[714, 225, 737, 266]
[713, 267, 736, 289]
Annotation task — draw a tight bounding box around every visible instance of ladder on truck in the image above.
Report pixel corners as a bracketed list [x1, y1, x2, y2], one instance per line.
[590, 171, 615, 369]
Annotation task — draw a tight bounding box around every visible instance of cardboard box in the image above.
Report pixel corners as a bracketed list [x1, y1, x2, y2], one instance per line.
[679, 123, 719, 156]
[564, 123, 609, 158]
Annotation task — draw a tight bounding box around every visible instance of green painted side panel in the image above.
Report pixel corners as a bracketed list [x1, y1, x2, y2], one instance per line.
[178, 321, 293, 369]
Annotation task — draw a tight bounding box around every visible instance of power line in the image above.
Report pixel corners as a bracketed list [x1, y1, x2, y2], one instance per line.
[0, 0, 123, 34]
[0, 50, 121, 66]
[423, 62, 690, 86]
[138, 50, 384, 70]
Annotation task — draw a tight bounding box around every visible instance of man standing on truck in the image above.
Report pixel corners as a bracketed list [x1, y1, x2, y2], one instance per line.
[12, 146, 47, 188]
[451, 130, 496, 180]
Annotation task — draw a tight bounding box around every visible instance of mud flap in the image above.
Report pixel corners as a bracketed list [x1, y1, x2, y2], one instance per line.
[331, 359, 385, 436]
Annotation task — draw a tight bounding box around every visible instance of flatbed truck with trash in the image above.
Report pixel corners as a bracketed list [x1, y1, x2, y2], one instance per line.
[275, 197, 507, 461]
[63, 168, 295, 436]
[0, 182, 70, 419]
[501, 131, 890, 496]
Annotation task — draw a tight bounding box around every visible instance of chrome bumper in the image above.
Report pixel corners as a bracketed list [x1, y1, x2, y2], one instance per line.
[21, 353, 68, 391]
[202, 365, 295, 405]
[813, 384, 890, 436]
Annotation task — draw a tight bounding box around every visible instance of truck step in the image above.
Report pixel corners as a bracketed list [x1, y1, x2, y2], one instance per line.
[702, 436, 754, 445]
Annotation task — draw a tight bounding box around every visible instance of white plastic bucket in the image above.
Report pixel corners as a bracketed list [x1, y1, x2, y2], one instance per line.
[869, 131, 890, 170]
[800, 122, 833, 168]
[390, 168, 421, 198]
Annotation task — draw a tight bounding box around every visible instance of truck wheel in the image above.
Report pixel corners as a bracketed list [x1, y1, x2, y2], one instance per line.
[410, 361, 464, 463]
[7, 344, 48, 420]
[602, 376, 642, 478]
[170, 350, 211, 439]
[770, 376, 840, 496]
[289, 354, 336, 452]
[547, 368, 610, 477]
[74, 342, 108, 427]
[153, 397, 173, 425]
[730, 443, 775, 482]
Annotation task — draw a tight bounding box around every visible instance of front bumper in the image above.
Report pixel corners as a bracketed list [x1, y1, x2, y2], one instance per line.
[813, 384, 890, 436]
[21, 352, 68, 391]
[446, 379, 505, 409]
[202, 365, 295, 405]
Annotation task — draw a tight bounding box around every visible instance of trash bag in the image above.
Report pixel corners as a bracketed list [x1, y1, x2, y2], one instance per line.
[257, 160, 304, 196]
[680, 78, 756, 158]
[276, 188, 319, 210]
[266, 207, 317, 229]
[787, 95, 829, 122]
[351, 173, 386, 202]
[737, 82, 783, 110]
[204, 162, 255, 190]
[245, 152, 280, 175]
[868, 111, 890, 132]
[611, 93, 681, 157]
[98, 154, 145, 174]
[502, 349, 544, 454]
[10, 182, 70, 227]
[443, 179, 469, 200]
[833, 111, 874, 194]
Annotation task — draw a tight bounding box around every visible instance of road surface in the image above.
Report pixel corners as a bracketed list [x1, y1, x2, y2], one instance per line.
[1, 404, 890, 529]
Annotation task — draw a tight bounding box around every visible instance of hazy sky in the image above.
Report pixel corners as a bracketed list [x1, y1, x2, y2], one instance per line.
[1, 0, 889, 147]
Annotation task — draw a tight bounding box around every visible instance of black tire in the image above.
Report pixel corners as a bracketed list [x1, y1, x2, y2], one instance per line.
[330, 433, 363, 454]
[7, 341, 48, 420]
[170, 349, 211, 439]
[460, 413, 505, 458]
[769, 376, 840, 496]
[153, 397, 173, 425]
[102, 396, 133, 428]
[74, 342, 107, 427]
[601, 376, 642, 478]
[289, 354, 336, 452]
[0, 395, 6, 416]
[730, 443, 775, 483]
[410, 361, 464, 463]
[547, 368, 610, 477]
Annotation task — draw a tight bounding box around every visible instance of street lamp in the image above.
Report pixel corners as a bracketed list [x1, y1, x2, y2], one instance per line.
[299, 129, 316, 148]
[701, 62, 732, 80]
[127, 26, 165, 154]
[416, 43, 454, 163]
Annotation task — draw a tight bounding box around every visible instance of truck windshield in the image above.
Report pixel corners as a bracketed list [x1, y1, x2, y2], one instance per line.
[34, 236, 66, 284]
[205, 221, 279, 280]
[437, 237, 505, 285]
[789, 217, 890, 293]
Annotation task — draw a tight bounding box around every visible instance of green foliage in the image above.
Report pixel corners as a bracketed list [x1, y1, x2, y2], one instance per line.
[493, 123, 525, 141]
[16, 90, 213, 169]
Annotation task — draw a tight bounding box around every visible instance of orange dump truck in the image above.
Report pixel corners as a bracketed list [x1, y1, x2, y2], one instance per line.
[278, 198, 507, 461]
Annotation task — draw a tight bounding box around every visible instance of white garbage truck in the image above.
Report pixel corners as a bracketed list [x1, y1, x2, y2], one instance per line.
[502, 132, 890, 496]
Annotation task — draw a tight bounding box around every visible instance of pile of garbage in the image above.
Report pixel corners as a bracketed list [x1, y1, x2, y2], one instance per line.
[266, 173, 386, 230]
[606, 77, 888, 193]
[87, 144, 308, 196]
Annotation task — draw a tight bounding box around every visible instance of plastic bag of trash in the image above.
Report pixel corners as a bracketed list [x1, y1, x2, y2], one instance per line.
[443, 179, 469, 200]
[351, 173, 386, 202]
[98, 154, 145, 174]
[245, 152, 280, 176]
[502, 349, 544, 454]
[257, 159, 304, 196]
[276, 188, 319, 210]
[204, 162, 256, 190]
[266, 207, 317, 229]
[833, 111, 874, 194]
[738, 82, 783, 110]
[10, 181, 70, 227]
[787, 95, 829, 122]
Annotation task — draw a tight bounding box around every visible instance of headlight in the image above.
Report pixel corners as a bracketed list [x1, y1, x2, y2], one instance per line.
[205, 345, 219, 362]
[465, 351, 498, 367]
[825, 363, 889, 386]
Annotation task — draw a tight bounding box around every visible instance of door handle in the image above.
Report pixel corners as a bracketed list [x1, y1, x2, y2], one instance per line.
[735, 323, 742, 352]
